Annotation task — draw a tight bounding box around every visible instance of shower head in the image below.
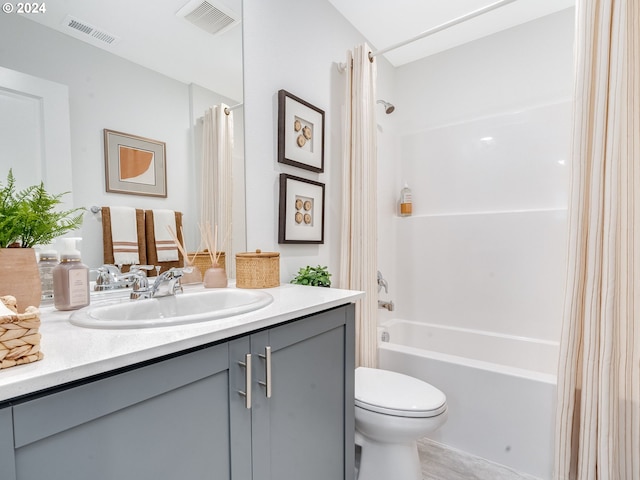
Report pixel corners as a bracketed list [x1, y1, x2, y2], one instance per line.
[377, 99, 395, 114]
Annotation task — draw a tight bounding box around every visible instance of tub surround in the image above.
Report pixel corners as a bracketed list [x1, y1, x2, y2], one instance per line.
[0, 284, 363, 403]
[379, 319, 556, 479]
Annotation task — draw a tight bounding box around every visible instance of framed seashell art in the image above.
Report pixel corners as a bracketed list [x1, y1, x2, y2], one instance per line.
[277, 89, 325, 173]
[278, 174, 325, 244]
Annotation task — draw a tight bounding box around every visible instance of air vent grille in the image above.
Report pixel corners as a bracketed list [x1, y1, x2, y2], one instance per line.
[177, 0, 239, 36]
[63, 15, 120, 46]
[67, 19, 92, 35]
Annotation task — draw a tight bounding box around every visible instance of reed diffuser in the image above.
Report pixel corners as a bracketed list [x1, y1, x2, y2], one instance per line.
[201, 222, 229, 288]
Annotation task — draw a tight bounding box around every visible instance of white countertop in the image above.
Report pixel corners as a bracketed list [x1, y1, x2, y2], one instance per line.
[0, 284, 364, 403]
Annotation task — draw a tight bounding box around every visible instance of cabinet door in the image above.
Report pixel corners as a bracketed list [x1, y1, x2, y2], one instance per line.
[251, 305, 355, 480]
[228, 336, 252, 480]
[13, 343, 232, 480]
[0, 406, 16, 480]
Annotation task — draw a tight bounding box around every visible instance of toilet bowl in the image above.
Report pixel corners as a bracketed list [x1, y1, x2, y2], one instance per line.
[355, 367, 447, 480]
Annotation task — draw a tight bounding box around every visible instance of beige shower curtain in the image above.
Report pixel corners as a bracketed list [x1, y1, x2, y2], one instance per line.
[201, 105, 235, 277]
[339, 44, 378, 368]
[554, 1, 640, 479]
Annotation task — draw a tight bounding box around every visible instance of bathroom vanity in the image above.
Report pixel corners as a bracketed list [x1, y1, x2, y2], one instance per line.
[0, 284, 361, 480]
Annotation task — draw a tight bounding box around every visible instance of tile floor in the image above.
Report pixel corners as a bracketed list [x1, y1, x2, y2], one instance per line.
[417, 438, 541, 480]
[355, 438, 542, 480]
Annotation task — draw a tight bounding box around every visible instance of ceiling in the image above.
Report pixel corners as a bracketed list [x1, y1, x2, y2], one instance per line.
[20, 0, 243, 100]
[19, 0, 575, 99]
[328, 0, 575, 66]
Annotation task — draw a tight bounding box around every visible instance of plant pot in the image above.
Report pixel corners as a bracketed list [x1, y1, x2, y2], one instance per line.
[0, 248, 42, 312]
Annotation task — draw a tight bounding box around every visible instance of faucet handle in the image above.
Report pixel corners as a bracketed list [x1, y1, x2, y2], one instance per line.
[149, 267, 188, 297]
[172, 266, 192, 275]
[103, 264, 122, 275]
[95, 264, 121, 286]
[166, 267, 190, 294]
[129, 264, 154, 275]
[377, 270, 389, 293]
[163, 266, 192, 279]
[94, 268, 110, 287]
[130, 273, 149, 292]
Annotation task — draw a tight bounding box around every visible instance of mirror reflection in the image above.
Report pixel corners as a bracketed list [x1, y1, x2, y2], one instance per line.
[0, 0, 245, 272]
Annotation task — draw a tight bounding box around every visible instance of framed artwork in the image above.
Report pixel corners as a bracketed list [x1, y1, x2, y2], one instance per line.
[277, 89, 325, 173]
[278, 174, 325, 244]
[104, 129, 167, 197]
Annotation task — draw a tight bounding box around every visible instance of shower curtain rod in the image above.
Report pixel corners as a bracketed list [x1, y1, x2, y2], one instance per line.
[368, 0, 519, 60]
[224, 102, 243, 115]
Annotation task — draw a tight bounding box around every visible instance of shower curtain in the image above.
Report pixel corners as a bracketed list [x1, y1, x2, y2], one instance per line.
[201, 105, 235, 277]
[554, 1, 640, 478]
[339, 44, 378, 368]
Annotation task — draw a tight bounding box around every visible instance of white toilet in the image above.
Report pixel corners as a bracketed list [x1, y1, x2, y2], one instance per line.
[354, 367, 448, 480]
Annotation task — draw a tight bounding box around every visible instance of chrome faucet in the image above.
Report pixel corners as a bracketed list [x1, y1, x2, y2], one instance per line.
[131, 267, 191, 300]
[376, 271, 394, 311]
[94, 264, 153, 291]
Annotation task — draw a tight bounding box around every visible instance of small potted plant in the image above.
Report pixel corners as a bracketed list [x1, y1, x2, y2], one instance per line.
[0, 170, 84, 310]
[290, 265, 332, 287]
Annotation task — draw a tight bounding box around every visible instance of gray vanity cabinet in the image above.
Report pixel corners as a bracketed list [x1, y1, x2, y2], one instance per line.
[0, 406, 16, 479]
[230, 304, 356, 480]
[1, 303, 355, 480]
[11, 342, 233, 480]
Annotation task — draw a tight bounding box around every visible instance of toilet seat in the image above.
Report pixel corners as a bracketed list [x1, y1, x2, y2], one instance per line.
[355, 367, 446, 418]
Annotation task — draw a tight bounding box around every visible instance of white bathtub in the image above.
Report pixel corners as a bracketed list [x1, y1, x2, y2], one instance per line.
[378, 319, 558, 480]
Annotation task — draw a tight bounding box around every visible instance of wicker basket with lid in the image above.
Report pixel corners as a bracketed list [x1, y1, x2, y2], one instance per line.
[0, 295, 43, 370]
[236, 249, 280, 289]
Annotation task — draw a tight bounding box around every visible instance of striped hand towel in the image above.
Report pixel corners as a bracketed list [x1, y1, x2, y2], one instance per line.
[152, 209, 179, 262]
[109, 206, 140, 265]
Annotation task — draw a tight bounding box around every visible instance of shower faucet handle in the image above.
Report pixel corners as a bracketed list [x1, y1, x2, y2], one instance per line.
[377, 270, 389, 293]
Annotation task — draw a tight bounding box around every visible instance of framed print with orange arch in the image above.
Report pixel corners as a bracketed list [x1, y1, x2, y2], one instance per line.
[104, 129, 167, 197]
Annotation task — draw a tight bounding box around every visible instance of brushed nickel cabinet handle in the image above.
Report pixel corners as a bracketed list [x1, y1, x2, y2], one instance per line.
[238, 353, 252, 409]
[258, 346, 272, 398]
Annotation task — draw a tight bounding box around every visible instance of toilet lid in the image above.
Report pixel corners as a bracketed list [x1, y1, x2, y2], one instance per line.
[355, 367, 447, 418]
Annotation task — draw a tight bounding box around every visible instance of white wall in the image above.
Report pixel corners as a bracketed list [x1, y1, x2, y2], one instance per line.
[0, 13, 241, 269]
[380, 9, 575, 341]
[243, 0, 383, 285]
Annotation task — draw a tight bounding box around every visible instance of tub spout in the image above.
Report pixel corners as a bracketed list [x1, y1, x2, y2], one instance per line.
[378, 300, 394, 311]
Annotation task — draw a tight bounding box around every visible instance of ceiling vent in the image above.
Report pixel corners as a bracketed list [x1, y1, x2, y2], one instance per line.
[62, 15, 121, 46]
[177, 0, 240, 36]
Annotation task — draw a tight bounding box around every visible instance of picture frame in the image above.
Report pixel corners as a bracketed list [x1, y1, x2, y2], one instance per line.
[278, 174, 325, 244]
[104, 129, 167, 197]
[277, 89, 325, 173]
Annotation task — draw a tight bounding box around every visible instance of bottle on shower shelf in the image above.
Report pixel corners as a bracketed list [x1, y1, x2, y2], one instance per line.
[399, 182, 412, 217]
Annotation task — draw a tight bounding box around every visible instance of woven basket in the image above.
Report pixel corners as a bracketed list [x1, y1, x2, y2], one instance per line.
[236, 250, 280, 289]
[189, 251, 225, 279]
[0, 295, 43, 370]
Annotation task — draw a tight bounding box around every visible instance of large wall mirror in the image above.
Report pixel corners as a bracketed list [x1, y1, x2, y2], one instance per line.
[0, 0, 244, 271]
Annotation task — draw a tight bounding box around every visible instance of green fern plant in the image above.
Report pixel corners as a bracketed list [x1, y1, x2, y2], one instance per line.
[290, 265, 332, 287]
[0, 170, 84, 248]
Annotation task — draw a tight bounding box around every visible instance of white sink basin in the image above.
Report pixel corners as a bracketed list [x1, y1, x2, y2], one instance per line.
[69, 289, 274, 329]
